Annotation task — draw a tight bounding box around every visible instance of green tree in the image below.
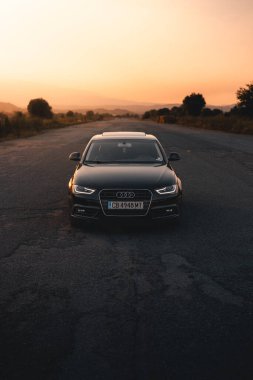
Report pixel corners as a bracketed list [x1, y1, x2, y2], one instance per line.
[0, 113, 10, 137]
[157, 108, 170, 116]
[149, 109, 158, 119]
[142, 109, 158, 120]
[142, 111, 151, 119]
[201, 108, 222, 117]
[236, 82, 253, 117]
[86, 110, 95, 120]
[66, 110, 74, 117]
[212, 108, 223, 116]
[27, 98, 53, 119]
[170, 106, 184, 117]
[201, 108, 213, 117]
[14, 111, 24, 118]
[182, 93, 206, 116]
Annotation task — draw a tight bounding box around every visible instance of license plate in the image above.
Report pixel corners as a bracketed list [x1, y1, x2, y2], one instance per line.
[108, 201, 144, 210]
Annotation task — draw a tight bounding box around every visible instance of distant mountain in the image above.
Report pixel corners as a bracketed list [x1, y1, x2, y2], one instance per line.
[0, 102, 23, 113]
[67, 103, 235, 115]
[54, 104, 182, 115]
[93, 108, 135, 115]
[120, 103, 235, 114]
[207, 104, 235, 112]
[0, 99, 235, 116]
[126, 104, 181, 114]
[1, 80, 235, 114]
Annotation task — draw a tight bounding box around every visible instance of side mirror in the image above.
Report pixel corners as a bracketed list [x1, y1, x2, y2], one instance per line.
[69, 152, 81, 161]
[168, 152, 181, 161]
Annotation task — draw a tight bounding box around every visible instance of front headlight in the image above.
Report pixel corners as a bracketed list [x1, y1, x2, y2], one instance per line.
[73, 185, 96, 195]
[155, 184, 177, 194]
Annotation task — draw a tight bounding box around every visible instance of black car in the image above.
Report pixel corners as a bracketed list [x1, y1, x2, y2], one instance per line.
[68, 132, 182, 224]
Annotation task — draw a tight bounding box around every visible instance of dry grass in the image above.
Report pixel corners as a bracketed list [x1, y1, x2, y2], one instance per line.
[175, 115, 253, 135]
[0, 114, 86, 141]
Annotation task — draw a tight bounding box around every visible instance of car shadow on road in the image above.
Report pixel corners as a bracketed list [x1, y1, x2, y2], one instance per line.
[71, 217, 182, 235]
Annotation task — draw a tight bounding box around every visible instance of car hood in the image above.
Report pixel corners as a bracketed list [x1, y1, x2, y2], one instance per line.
[73, 164, 176, 189]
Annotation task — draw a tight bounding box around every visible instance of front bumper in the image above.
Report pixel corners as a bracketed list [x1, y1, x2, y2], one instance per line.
[69, 189, 182, 221]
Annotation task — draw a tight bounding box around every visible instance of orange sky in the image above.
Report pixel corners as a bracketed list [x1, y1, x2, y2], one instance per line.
[0, 0, 252, 107]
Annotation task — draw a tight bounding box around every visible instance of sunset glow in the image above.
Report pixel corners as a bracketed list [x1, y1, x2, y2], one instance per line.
[0, 0, 253, 107]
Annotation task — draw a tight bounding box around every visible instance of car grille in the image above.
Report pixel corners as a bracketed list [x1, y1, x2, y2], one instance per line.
[99, 189, 152, 216]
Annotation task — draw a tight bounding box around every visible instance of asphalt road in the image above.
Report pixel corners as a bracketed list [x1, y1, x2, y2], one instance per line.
[0, 119, 253, 380]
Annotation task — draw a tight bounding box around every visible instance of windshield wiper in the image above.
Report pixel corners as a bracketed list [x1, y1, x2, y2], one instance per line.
[84, 160, 110, 164]
[83, 160, 118, 164]
[84, 160, 165, 165]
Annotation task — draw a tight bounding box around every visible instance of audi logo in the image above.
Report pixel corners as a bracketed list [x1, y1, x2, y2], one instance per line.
[116, 191, 135, 199]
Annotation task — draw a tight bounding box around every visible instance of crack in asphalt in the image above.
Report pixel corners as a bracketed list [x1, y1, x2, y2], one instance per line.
[161, 253, 245, 306]
[131, 262, 140, 380]
[0, 241, 33, 259]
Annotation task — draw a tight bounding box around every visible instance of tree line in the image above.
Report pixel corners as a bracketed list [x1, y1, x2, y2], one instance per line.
[0, 98, 113, 139]
[143, 82, 253, 121]
[1, 82, 252, 138]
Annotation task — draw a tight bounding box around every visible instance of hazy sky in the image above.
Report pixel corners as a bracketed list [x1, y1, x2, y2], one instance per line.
[0, 0, 253, 107]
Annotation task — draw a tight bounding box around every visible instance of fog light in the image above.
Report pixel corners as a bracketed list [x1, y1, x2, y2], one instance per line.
[166, 208, 173, 213]
[76, 208, 86, 214]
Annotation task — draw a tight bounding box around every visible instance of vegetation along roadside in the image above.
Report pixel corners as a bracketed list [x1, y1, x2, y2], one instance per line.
[142, 82, 253, 135]
[0, 98, 117, 141]
[1, 82, 252, 140]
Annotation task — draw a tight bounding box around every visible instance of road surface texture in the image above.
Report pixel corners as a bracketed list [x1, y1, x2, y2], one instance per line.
[0, 119, 253, 380]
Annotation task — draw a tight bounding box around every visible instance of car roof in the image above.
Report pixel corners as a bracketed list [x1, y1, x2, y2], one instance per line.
[91, 132, 157, 140]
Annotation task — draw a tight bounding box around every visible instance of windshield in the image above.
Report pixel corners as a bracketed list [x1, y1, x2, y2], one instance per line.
[84, 139, 165, 164]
